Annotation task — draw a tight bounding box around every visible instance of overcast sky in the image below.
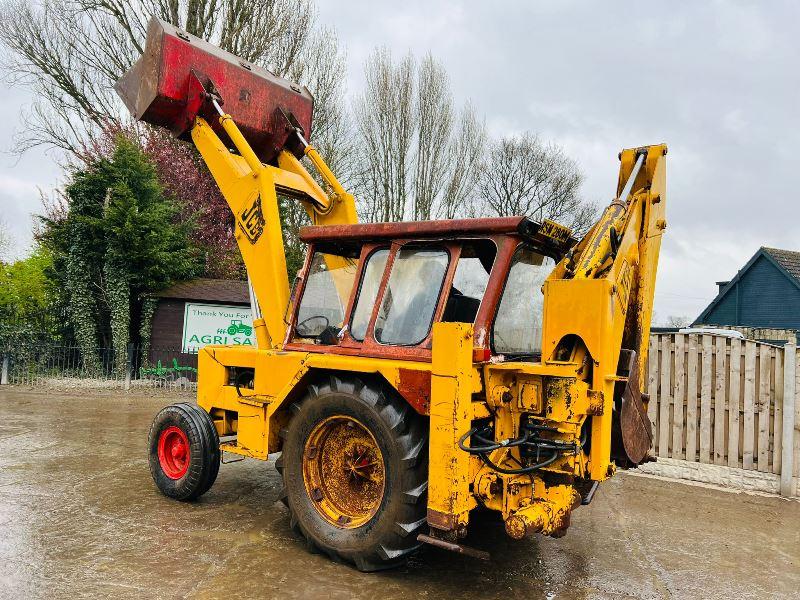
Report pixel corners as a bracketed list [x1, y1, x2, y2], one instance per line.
[1, 1, 798, 323]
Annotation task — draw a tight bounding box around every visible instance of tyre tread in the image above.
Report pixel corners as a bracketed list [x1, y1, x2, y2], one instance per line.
[148, 402, 220, 501]
[279, 374, 428, 571]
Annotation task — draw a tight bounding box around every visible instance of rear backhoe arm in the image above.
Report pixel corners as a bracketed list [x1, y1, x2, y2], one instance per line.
[543, 144, 667, 477]
[190, 104, 357, 350]
[433, 144, 668, 542]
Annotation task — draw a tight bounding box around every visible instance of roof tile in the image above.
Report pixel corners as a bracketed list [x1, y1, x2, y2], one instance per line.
[762, 247, 800, 282]
[154, 278, 250, 304]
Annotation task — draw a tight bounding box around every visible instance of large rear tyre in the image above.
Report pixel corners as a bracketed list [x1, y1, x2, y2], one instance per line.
[277, 375, 428, 571]
[148, 402, 220, 501]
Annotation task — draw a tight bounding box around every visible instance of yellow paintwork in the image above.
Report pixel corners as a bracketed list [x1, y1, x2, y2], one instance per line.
[187, 107, 667, 543]
[190, 115, 356, 348]
[544, 144, 666, 480]
[427, 323, 477, 533]
[198, 344, 436, 457]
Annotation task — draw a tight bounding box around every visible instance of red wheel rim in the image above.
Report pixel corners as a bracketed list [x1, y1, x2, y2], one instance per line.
[158, 426, 190, 479]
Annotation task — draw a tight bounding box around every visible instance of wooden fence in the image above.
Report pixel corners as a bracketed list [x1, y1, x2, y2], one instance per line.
[645, 333, 798, 496]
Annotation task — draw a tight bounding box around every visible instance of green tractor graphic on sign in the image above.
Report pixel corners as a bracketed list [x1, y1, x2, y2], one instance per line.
[225, 319, 252, 336]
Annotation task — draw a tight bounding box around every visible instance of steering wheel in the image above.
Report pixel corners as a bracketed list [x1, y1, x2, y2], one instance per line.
[296, 315, 330, 336]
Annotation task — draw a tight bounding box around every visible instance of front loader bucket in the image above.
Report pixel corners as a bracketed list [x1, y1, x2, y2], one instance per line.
[115, 16, 314, 163]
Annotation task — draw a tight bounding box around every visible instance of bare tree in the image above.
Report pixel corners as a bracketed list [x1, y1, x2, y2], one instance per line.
[352, 48, 486, 223]
[291, 26, 358, 188]
[0, 0, 349, 171]
[438, 103, 486, 219]
[664, 315, 691, 328]
[351, 49, 590, 231]
[351, 48, 415, 222]
[477, 133, 596, 235]
[413, 54, 452, 220]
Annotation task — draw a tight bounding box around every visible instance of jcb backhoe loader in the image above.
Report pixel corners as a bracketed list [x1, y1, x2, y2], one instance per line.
[119, 18, 666, 571]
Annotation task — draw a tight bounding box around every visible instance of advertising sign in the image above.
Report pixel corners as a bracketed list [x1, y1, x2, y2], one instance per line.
[182, 303, 255, 352]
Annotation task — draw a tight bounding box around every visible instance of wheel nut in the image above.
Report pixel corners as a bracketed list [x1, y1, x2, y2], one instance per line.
[311, 488, 323, 502]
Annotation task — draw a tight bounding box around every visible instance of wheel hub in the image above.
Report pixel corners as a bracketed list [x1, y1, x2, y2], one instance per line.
[158, 425, 190, 479]
[302, 416, 386, 529]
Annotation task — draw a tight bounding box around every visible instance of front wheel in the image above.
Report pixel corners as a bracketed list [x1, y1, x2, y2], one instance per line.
[277, 375, 428, 571]
[148, 403, 220, 501]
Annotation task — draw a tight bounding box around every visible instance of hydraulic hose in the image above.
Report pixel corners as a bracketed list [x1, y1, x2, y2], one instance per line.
[458, 424, 564, 475]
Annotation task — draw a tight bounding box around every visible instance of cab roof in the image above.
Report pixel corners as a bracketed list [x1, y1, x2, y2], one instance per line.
[298, 216, 576, 254]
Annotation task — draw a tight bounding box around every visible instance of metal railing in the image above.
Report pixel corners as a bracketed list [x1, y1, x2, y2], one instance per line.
[0, 344, 200, 391]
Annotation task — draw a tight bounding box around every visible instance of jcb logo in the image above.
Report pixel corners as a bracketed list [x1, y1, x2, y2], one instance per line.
[239, 194, 266, 243]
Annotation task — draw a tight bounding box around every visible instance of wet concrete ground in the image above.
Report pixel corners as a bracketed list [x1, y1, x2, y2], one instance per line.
[0, 389, 798, 600]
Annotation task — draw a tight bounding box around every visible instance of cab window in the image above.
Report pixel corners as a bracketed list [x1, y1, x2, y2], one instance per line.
[492, 246, 555, 357]
[442, 240, 497, 324]
[374, 247, 448, 346]
[350, 248, 389, 341]
[295, 252, 358, 339]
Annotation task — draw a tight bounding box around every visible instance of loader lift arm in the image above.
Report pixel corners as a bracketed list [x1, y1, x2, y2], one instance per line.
[190, 96, 357, 349]
[114, 15, 357, 350]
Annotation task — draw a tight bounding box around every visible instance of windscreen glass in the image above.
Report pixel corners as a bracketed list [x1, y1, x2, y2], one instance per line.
[492, 246, 556, 356]
[350, 249, 389, 341]
[295, 252, 358, 338]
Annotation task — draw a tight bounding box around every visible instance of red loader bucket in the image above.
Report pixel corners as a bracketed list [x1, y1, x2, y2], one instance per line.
[115, 16, 314, 162]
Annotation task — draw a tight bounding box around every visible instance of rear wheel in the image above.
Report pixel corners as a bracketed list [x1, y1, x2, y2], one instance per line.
[148, 403, 220, 501]
[277, 375, 428, 571]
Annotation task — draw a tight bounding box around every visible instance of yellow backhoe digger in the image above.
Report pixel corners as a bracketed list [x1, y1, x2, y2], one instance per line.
[118, 17, 666, 570]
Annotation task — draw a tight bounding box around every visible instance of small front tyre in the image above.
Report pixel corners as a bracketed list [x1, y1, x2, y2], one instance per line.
[148, 402, 220, 501]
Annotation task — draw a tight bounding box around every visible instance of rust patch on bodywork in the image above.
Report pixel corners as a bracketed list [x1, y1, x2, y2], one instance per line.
[397, 369, 431, 414]
[427, 508, 458, 531]
[299, 216, 576, 255]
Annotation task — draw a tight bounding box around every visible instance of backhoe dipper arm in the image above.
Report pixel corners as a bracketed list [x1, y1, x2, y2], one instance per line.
[191, 103, 357, 349]
[543, 144, 667, 478]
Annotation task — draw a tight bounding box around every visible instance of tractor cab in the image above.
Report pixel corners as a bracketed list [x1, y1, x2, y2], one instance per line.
[285, 216, 576, 363]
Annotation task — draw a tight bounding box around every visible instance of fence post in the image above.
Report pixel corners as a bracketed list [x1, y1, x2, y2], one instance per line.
[1, 352, 8, 385]
[125, 343, 134, 391]
[780, 342, 796, 497]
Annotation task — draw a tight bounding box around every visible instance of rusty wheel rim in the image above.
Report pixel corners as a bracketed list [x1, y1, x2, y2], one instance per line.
[302, 415, 386, 529]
